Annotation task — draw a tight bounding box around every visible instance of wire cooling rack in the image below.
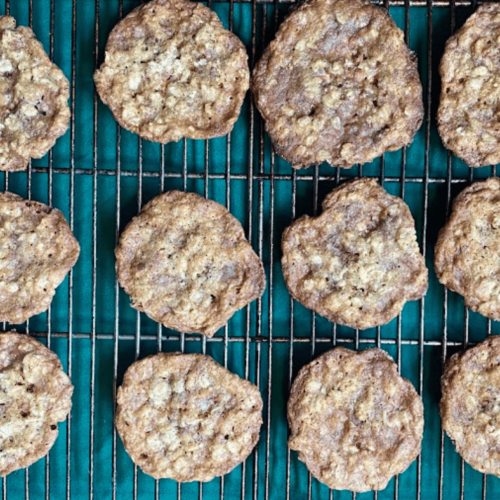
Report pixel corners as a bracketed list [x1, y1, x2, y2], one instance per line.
[1, 0, 500, 499]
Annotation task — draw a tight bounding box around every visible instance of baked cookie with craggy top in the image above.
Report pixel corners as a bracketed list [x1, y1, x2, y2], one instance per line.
[288, 347, 423, 492]
[441, 335, 500, 477]
[94, 0, 249, 143]
[116, 352, 263, 481]
[281, 178, 427, 330]
[0, 192, 80, 324]
[252, 0, 423, 169]
[435, 177, 500, 319]
[438, 4, 500, 167]
[0, 16, 70, 171]
[0, 332, 73, 476]
[115, 191, 265, 337]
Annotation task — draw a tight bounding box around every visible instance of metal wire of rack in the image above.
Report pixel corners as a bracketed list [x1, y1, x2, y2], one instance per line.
[0, 0, 499, 499]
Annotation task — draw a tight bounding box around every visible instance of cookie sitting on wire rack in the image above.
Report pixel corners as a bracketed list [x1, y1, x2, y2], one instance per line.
[441, 335, 500, 478]
[438, 3, 500, 168]
[115, 191, 266, 337]
[0, 192, 80, 325]
[288, 347, 424, 492]
[435, 177, 500, 320]
[0, 16, 70, 171]
[281, 178, 428, 330]
[0, 332, 73, 477]
[252, 0, 423, 169]
[116, 352, 263, 482]
[94, 0, 249, 144]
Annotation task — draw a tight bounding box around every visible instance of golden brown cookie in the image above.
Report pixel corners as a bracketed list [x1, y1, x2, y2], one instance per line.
[435, 178, 500, 320]
[94, 0, 249, 143]
[252, 0, 423, 169]
[441, 335, 500, 477]
[438, 4, 500, 167]
[288, 347, 423, 492]
[0, 16, 70, 171]
[115, 191, 265, 337]
[116, 353, 263, 481]
[0, 332, 73, 476]
[281, 178, 427, 329]
[0, 192, 80, 324]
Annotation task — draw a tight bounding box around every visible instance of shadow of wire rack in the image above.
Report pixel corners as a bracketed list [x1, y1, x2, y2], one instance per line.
[1, 0, 500, 499]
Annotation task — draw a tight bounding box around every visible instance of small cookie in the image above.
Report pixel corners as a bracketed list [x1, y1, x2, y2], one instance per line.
[281, 178, 427, 329]
[0, 332, 73, 476]
[0, 192, 80, 324]
[288, 347, 423, 492]
[0, 16, 70, 171]
[116, 352, 263, 481]
[441, 335, 500, 477]
[252, 0, 423, 169]
[94, 0, 249, 143]
[435, 178, 500, 320]
[116, 191, 265, 337]
[438, 4, 500, 167]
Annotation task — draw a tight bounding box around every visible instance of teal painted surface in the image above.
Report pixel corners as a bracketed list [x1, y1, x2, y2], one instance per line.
[1, 0, 498, 498]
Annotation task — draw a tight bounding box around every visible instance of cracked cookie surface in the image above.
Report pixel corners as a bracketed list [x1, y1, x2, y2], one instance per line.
[94, 0, 249, 143]
[288, 347, 423, 492]
[0, 16, 70, 171]
[115, 191, 265, 337]
[252, 0, 423, 169]
[0, 332, 73, 476]
[116, 353, 263, 481]
[281, 178, 427, 329]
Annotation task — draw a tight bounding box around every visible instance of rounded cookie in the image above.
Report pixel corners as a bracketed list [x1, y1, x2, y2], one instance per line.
[252, 0, 423, 169]
[438, 4, 500, 168]
[116, 352, 263, 481]
[435, 178, 500, 320]
[0, 192, 80, 324]
[0, 332, 73, 476]
[288, 347, 423, 492]
[281, 178, 427, 329]
[0, 16, 70, 171]
[115, 191, 265, 337]
[94, 0, 249, 143]
[441, 335, 500, 477]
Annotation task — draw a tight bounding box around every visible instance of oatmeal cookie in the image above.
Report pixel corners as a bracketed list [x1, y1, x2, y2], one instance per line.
[435, 177, 500, 319]
[441, 335, 500, 477]
[116, 352, 263, 481]
[252, 0, 423, 169]
[0, 192, 80, 324]
[0, 332, 73, 476]
[288, 347, 423, 492]
[438, 4, 500, 167]
[281, 178, 427, 329]
[94, 0, 249, 143]
[0, 16, 70, 171]
[115, 191, 265, 337]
